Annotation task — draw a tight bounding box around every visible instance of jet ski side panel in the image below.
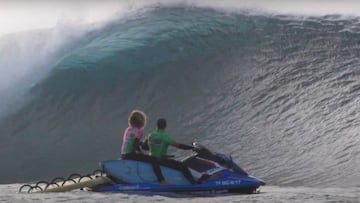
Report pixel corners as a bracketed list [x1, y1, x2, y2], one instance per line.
[94, 175, 263, 193]
[100, 160, 191, 185]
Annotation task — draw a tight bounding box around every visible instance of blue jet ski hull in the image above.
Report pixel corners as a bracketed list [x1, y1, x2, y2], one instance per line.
[96, 159, 265, 193]
[94, 178, 263, 193]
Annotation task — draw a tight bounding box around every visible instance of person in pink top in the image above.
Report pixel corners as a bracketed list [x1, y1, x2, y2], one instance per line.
[121, 110, 146, 154]
[120, 110, 169, 185]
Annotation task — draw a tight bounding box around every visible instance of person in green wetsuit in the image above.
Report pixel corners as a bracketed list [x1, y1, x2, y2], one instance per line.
[142, 118, 197, 184]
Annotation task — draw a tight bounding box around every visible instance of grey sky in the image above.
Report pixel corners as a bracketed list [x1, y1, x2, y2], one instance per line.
[1, 0, 360, 36]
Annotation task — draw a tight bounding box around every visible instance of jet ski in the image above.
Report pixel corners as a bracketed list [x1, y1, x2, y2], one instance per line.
[19, 143, 265, 194]
[93, 143, 265, 194]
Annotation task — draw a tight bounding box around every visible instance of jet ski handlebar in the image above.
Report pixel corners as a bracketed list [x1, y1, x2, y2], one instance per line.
[192, 142, 212, 154]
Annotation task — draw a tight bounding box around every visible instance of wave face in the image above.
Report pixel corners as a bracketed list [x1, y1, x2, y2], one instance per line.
[1, 7, 360, 187]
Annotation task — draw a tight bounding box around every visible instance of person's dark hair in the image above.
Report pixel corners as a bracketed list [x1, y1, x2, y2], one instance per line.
[157, 118, 167, 130]
[128, 110, 146, 128]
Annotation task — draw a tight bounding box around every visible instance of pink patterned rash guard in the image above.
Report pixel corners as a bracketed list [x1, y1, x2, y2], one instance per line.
[121, 126, 143, 154]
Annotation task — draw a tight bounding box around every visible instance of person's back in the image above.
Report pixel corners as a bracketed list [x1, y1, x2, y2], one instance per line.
[147, 129, 175, 158]
[121, 110, 146, 155]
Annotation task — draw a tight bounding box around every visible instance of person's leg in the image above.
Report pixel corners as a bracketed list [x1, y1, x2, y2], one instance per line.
[159, 159, 196, 184]
[121, 153, 166, 183]
[146, 156, 166, 183]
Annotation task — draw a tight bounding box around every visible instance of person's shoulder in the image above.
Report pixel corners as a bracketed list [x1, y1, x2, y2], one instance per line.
[163, 131, 171, 137]
[148, 129, 157, 133]
[147, 130, 156, 136]
[124, 126, 133, 133]
[127, 126, 139, 131]
[128, 127, 143, 134]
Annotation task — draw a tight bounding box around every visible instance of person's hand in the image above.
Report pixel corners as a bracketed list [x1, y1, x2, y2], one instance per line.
[192, 142, 203, 152]
[192, 142, 199, 148]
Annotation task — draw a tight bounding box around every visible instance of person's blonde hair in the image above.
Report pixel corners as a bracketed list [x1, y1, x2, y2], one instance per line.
[128, 110, 147, 128]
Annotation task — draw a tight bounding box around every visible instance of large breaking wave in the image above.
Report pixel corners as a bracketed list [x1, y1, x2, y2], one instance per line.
[0, 4, 359, 187]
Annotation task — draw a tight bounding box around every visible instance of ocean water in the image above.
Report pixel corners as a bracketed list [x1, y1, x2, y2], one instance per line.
[1, 184, 359, 203]
[0, 1, 360, 202]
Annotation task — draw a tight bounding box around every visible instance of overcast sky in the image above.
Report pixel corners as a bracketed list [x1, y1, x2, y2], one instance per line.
[0, 1, 130, 36]
[1, 0, 360, 36]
